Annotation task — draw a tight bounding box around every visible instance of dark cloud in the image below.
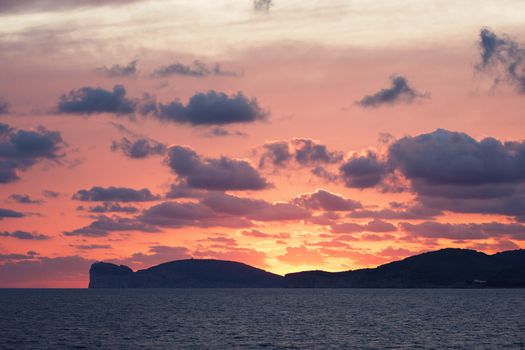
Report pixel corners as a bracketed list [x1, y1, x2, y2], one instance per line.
[140, 192, 310, 229]
[97, 60, 138, 78]
[389, 129, 525, 186]
[64, 215, 160, 237]
[254, 0, 273, 12]
[77, 202, 139, 214]
[73, 186, 160, 202]
[153, 60, 238, 78]
[0, 208, 25, 219]
[8, 194, 43, 204]
[0, 251, 39, 261]
[57, 85, 136, 115]
[202, 192, 311, 222]
[293, 138, 343, 166]
[292, 189, 362, 211]
[111, 137, 166, 159]
[331, 219, 397, 234]
[0, 125, 64, 158]
[166, 145, 269, 190]
[58, 88, 265, 126]
[340, 150, 388, 188]
[152, 90, 267, 125]
[0, 99, 8, 114]
[0, 123, 65, 183]
[348, 202, 442, 221]
[0, 0, 144, 14]
[258, 141, 292, 168]
[258, 138, 342, 168]
[400, 221, 525, 241]
[165, 182, 205, 199]
[140, 201, 251, 228]
[477, 28, 525, 93]
[418, 190, 525, 219]
[385, 129, 525, 219]
[0, 230, 50, 240]
[356, 75, 429, 108]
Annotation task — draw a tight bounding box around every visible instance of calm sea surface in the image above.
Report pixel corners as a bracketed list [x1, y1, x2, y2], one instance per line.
[1, 289, 525, 349]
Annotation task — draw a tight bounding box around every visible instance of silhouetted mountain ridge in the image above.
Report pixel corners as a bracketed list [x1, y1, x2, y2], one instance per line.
[90, 258, 284, 288]
[89, 248, 525, 288]
[286, 248, 525, 288]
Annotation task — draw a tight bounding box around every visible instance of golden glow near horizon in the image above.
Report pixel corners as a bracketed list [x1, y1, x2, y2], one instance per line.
[1, 0, 525, 287]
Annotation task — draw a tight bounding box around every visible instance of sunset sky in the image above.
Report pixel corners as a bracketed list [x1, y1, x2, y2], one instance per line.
[1, 0, 525, 287]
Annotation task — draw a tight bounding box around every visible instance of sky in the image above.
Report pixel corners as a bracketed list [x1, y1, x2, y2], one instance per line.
[1, 0, 525, 287]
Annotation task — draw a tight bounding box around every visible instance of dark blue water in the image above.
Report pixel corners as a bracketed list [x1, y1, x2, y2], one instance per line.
[1, 289, 525, 349]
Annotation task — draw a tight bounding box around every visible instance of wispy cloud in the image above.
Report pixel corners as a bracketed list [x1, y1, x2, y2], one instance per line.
[356, 75, 429, 108]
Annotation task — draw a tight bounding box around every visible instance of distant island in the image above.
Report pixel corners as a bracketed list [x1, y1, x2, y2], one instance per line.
[89, 248, 525, 288]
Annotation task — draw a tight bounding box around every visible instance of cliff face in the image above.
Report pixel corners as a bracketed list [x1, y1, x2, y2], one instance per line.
[89, 259, 284, 288]
[89, 249, 525, 288]
[89, 262, 133, 288]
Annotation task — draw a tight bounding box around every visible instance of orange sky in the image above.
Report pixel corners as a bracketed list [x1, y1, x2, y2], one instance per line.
[1, 0, 525, 287]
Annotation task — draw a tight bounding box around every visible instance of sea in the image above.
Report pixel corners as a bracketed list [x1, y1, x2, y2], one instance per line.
[1, 288, 524, 349]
